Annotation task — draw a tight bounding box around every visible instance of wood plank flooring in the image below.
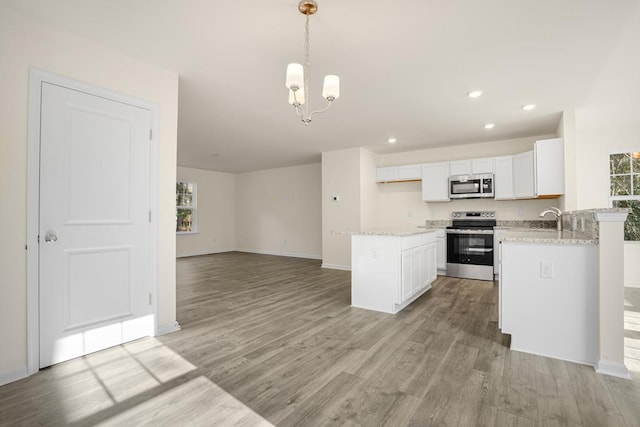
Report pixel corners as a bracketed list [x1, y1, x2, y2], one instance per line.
[2, 252, 640, 426]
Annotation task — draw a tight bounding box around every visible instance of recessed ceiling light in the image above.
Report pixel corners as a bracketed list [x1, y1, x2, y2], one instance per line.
[522, 104, 536, 111]
[484, 123, 495, 129]
[387, 137, 397, 144]
[468, 90, 483, 98]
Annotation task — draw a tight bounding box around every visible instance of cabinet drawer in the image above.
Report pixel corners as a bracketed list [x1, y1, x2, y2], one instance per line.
[401, 233, 435, 250]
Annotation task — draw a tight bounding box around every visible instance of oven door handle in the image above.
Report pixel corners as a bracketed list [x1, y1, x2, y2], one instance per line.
[445, 229, 494, 235]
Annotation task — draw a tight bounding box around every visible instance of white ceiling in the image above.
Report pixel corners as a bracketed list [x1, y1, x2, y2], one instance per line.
[7, 0, 639, 172]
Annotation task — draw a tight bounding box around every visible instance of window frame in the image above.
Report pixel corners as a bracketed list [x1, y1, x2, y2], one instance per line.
[609, 149, 640, 242]
[176, 180, 198, 234]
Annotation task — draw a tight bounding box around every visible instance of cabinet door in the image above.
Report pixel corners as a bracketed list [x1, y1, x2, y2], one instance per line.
[401, 250, 413, 302]
[535, 138, 564, 196]
[376, 167, 398, 183]
[422, 162, 450, 201]
[414, 247, 426, 293]
[426, 243, 437, 283]
[513, 151, 535, 199]
[472, 157, 495, 174]
[397, 164, 422, 181]
[494, 156, 514, 200]
[449, 160, 471, 176]
[436, 236, 446, 270]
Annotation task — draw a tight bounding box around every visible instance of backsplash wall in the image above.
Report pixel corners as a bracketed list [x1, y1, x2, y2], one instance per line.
[375, 181, 561, 229]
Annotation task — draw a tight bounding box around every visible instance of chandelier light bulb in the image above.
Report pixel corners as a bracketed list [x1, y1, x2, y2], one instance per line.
[289, 88, 306, 105]
[285, 63, 304, 90]
[322, 75, 340, 100]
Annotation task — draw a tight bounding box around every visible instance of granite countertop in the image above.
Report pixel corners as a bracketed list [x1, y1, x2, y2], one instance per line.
[498, 229, 597, 245]
[334, 229, 438, 237]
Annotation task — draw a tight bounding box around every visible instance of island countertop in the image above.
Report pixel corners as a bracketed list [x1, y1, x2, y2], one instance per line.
[497, 228, 597, 245]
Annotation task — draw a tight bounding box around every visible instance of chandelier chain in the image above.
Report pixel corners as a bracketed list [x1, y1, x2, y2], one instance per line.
[303, 13, 311, 119]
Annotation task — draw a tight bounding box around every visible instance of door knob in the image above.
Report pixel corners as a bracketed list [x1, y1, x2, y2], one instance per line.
[44, 233, 58, 243]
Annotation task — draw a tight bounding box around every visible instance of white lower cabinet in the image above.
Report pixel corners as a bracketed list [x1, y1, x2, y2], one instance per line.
[435, 229, 446, 273]
[352, 232, 437, 314]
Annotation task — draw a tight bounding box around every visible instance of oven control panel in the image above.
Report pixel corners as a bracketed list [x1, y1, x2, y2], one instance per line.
[452, 211, 495, 219]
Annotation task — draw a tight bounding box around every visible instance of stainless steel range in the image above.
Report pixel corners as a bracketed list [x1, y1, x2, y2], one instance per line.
[446, 211, 496, 281]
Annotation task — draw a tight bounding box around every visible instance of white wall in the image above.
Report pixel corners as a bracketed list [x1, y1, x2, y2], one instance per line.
[360, 148, 380, 229]
[176, 167, 236, 257]
[0, 9, 179, 382]
[376, 182, 558, 229]
[322, 148, 366, 269]
[557, 111, 578, 212]
[378, 135, 555, 166]
[570, 6, 640, 286]
[236, 163, 322, 259]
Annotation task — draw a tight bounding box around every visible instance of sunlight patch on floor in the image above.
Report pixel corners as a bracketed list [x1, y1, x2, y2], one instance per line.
[94, 376, 275, 426]
[53, 338, 199, 423]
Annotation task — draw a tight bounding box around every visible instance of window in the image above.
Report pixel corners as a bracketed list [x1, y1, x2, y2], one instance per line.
[609, 151, 640, 241]
[176, 181, 197, 233]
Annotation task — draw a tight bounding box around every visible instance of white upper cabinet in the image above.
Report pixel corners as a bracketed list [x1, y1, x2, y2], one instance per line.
[376, 167, 397, 182]
[422, 162, 450, 202]
[494, 156, 514, 200]
[513, 150, 535, 199]
[449, 160, 472, 176]
[376, 164, 422, 183]
[449, 157, 494, 176]
[397, 164, 422, 181]
[535, 138, 564, 197]
[472, 157, 495, 174]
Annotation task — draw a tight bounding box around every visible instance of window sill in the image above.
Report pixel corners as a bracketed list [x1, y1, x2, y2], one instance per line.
[177, 231, 199, 235]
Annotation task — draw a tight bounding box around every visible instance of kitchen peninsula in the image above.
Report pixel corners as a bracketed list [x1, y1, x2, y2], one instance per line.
[497, 208, 630, 377]
[351, 229, 437, 314]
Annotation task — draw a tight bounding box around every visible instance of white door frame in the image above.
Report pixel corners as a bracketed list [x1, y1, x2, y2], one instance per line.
[26, 68, 160, 375]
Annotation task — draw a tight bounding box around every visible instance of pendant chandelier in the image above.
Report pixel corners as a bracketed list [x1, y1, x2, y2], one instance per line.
[285, 0, 340, 125]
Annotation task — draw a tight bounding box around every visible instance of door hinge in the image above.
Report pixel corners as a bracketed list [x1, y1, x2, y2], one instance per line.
[149, 211, 152, 223]
[149, 129, 153, 140]
[149, 293, 152, 305]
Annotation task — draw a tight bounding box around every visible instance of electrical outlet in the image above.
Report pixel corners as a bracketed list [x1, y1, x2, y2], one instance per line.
[372, 248, 379, 259]
[540, 261, 553, 279]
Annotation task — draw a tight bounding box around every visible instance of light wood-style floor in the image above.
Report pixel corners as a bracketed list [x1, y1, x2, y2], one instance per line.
[2, 252, 640, 426]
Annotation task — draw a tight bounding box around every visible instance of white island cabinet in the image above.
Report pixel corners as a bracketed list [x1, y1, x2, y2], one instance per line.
[352, 230, 437, 314]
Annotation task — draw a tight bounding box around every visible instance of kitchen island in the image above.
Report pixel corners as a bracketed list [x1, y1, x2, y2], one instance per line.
[351, 229, 437, 314]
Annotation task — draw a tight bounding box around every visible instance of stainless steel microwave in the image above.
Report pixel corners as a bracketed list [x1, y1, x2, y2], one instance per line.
[448, 173, 494, 199]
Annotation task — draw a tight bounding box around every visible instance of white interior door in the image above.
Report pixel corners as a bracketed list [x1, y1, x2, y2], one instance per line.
[39, 82, 153, 368]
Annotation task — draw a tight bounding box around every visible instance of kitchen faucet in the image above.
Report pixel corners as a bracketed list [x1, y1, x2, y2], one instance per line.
[539, 207, 563, 231]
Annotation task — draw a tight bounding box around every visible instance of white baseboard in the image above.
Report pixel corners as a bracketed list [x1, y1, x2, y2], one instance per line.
[595, 359, 632, 379]
[236, 249, 322, 260]
[321, 263, 351, 271]
[0, 366, 29, 387]
[157, 321, 181, 336]
[176, 248, 234, 258]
